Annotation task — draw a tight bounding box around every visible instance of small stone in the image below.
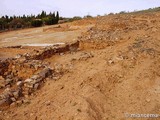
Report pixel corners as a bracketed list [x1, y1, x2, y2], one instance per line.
[23, 99, 30, 104]
[60, 53, 64, 56]
[31, 75, 39, 80]
[24, 95, 29, 98]
[0, 99, 7, 106]
[0, 76, 4, 80]
[16, 81, 23, 87]
[13, 91, 19, 99]
[10, 102, 17, 108]
[52, 76, 60, 80]
[146, 99, 151, 103]
[5, 84, 11, 88]
[11, 97, 16, 102]
[0, 81, 5, 88]
[16, 100, 22, 106]
[38, 68, 52, 78]
[45, 100, 51, 106]
[34, 83, 39, 90]
[4, 88, 11, 93]
[5, 79, 13, 84]
[108, 60, 114, 64]
[30, 113, 34, 117]
[35, 77, 43, 83]
[24, 79, 33, 83]
[15, 54, 22, 59]
[6, 75, 13, 79]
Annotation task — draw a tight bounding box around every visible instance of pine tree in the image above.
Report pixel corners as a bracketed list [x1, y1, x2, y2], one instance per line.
[56, 11, 59, 23]
[41, 10, 46, 18]
[53, 12, 55, 18]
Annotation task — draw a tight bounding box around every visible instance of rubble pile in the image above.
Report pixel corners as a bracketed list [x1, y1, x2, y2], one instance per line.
[78, 14, 160, 50]
[78, 16, 129, 49]
[24, 41, 79, 60]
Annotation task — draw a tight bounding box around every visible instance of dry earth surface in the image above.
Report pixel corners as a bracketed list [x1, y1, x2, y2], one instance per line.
[0, 12, 160, 120]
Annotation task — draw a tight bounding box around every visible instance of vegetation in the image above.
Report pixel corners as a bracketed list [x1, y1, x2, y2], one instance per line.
[0, 11, 60, 31]
[31, 19, 43, 27]
[68, 16, 82, 22]
[132, 7, 160, 13]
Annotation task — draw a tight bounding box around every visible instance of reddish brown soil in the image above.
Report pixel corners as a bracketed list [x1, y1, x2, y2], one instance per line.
[0, 13, 160, 120]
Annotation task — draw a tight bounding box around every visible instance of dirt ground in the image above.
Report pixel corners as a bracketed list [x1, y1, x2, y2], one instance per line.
[0, 19, 94, 60]
[0, 12, 160, 120]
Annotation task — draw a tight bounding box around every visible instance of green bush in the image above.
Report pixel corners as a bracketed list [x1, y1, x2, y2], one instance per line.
[31, 19, 43, 27]
[44, 17, 57, 25]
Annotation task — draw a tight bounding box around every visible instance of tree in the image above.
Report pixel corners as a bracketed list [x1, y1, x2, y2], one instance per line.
[41, 10, 46, 18]
[9, 17, 13, 22]
[56, 11, 59, 23]
[53, 12, 55, 18]
[23, 15, 26, 19]
[0, 10, 60, 31]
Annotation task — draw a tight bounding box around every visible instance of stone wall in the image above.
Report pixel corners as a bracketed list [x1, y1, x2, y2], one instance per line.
[0, 40, 80, 109]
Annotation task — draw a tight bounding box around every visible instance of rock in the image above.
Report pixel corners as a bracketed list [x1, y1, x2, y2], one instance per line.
[24, 95, 29, 98]
[25, 84, 34, 89]
[146, 98, 151, 103]
[52, 75, 60, 80]
[38, 68, 52, 78]
[45, 100, 51, 106]
[34, 65, 40, 70]
[108, 60, 114, 64]
[60, 53, 64, 56]
[10, 102, 17, 108]
[5, 79, 13, 85]
[13, 91, 19, 99]
[31, 75, 39, 80]
[0, 99, 7, 106]
[23, 99, 30, 104]
[34, 83, 40, 90]
[79, 52, 94, 60]
[11, 97, 16, 102]
[35, 77, 43, 83]
[6, 75, 13, 79]
[24, 79, 33, 83]
[0, 84, 5, 89]
[16, 100, 22, 106]
[4, 88, 12, 95]
[16, 81, 23, 87]
[0, 80, 5, 88]
[0, 76, 4, 80]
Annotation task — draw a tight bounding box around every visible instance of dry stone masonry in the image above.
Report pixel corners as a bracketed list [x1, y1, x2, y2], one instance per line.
[0, 41, 80, 109]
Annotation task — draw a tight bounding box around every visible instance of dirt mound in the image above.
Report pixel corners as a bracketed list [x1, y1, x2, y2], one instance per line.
[71, 18, 96, 26]
[0, 11, 160, 120]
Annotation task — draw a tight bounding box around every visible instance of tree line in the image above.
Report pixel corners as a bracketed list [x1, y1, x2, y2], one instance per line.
[0, 11, 60, 31]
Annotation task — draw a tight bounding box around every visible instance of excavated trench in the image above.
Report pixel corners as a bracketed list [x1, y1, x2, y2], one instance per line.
[0, 33, 136, 109]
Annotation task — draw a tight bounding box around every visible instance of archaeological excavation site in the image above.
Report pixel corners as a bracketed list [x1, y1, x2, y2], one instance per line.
[0, 9, 160, 120]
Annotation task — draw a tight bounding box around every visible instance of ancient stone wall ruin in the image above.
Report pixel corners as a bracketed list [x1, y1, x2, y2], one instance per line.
[0, 41, 79, 109]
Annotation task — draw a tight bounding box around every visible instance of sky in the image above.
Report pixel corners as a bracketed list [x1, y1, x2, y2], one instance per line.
[0, 0, 160, 17]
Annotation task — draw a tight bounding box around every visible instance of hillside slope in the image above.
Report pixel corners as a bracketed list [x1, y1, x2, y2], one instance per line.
[0, 11, 160, 120]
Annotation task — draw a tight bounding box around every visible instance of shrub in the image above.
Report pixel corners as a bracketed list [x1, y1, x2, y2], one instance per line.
[44, 17, 57, 25]
[31, 19, 43, 27]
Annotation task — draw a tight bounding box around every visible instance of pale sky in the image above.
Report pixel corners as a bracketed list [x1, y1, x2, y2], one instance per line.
[0, 0, 160, 17]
